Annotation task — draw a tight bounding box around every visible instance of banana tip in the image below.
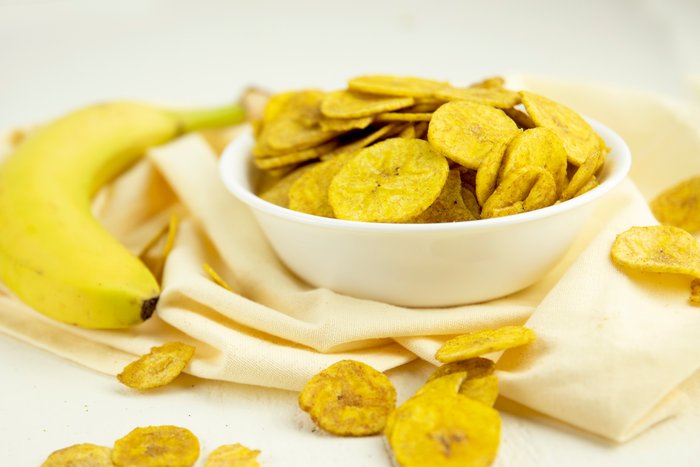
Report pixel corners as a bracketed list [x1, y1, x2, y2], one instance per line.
[141, 296, 159, 321]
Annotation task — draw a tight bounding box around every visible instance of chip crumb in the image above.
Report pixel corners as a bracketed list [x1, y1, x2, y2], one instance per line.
[204, 443, 261, 467]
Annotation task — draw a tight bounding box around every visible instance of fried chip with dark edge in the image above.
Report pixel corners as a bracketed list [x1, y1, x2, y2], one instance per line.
[298, 360, 396, 436]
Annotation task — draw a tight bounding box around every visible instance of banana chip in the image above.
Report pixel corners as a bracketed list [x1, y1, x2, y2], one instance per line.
[289, 151, 357, 217]
[117, 341, 195, 390]
[499, 127, 568, 195]
[560, 150, 604, 201]
[42, 444, 113, 467]
[321, 90, 414, 118]
[411, 169, 476, 223]
[329, 138, 449, 223]
[650, 176, 700, 233]
[427, 357, 496, 383]
[348, 74, 449, 98]
[375, 112, 433, 122]
[414, 371, 469, 398]
[691, 279, 700, 305]
[387, 393, 501, 467]
[434, 87, 521, 108]
[204, 443, 261, 467]
[503, 107, 535, 129]
[458, 375, 499, 407]
[469, 76, 506, 89]
[319, 115, 374, 132]
[521, 91, 605, 166]
[260, 163, 318, 208]
[610, 225, 700, 278]
[428, 101, 519, 169]
[298, 360, 396, 436]
[481, 166, 557, 218]
[112, 426, 200, 467]
[436, 326, 536, 363]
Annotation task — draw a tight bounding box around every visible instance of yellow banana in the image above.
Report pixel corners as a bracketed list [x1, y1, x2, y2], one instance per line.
[0, 101, 244, 328]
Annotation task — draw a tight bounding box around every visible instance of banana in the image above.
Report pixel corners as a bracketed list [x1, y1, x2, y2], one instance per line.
[0, 101, 244, 328]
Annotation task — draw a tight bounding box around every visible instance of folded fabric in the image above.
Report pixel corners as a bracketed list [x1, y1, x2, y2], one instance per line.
[1, 76, 699, 443]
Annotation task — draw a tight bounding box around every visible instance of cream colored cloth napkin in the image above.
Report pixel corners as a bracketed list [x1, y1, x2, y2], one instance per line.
[1, 77, 699, 443]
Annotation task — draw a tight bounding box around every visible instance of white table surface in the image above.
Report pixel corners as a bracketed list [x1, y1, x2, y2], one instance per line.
[1, 1, 700, 465]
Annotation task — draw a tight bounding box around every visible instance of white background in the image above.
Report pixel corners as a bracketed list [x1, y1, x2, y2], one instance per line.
[1, 1, 700, 465]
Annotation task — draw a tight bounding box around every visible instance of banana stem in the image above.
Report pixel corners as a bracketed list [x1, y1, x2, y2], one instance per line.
[172, 103, 246, 133]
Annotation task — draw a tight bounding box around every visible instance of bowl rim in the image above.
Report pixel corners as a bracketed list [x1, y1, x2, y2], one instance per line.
[219, 117, 631, 233]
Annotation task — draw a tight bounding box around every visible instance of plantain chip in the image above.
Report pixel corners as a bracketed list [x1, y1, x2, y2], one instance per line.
[458, 375, 499, 407]
[321, 90, 414, 118]
[204, 443, 261, 467]
[319, 115, 373, 132]
[435, 326, 536, 363]
[288, 151, 357, 218]
[112, 426, 200, 467]
[650, 175, 700, 233]
[328, 138, 449, 223]
[434, 86, 521, 108]
[411, 169, 476, 223]
[469, 76, 506, 90]
[503, 107, 536, 129]
[117, 342, 195, 390]
[610, 225, 700, 278]
[375, 112, 433, 122]
[298, 360, 396, 436]
[41, 443, 113, 467]
[427, 357, 496, 383]
[428, 101, 519, 170]
[414, 371, 469, 398]
[560, 150, 604, 201]
[259, 162, 318, 208]
[481, 166, 557, 218]
[499, 127, 568, 195]
[387, 393, 501, 467]
[521, 91, 605, 166]
[348, 74, 449, 98]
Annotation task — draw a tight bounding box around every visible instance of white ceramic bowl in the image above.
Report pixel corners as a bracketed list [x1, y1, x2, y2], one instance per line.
[220, 120, 630, 307]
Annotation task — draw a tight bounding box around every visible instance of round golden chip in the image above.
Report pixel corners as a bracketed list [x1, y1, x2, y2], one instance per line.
[650, 176, 700, 234]
[574, 176, 599, 197]
[428, 101, 520, 170]
[321, 90, 414, 118]
[520, 91, 604, 166]
[499, 127, 568, 195]
[112, 425, 200, 467]
[610, 225, 700, 278]
[328, 138, 449, 223]
[348, 74, 450, 98]
[427, 357, 495, 383]
[481, 166, 557, 219]
[458, 375, 499, 407]
[204, 443, 261, 467]
[411, 169, 476, 223]
[298, 359, 396, 436]
[320, 123, 402, 161]
[254, 139, 339, 171]
[435, 326, 536, 363]
[288, 152, 357, 218]
[387, 393, 501, 467]
[434, 87, 521, 109]
[41, 443, 113, 467]
[117, 341, 195, 390]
